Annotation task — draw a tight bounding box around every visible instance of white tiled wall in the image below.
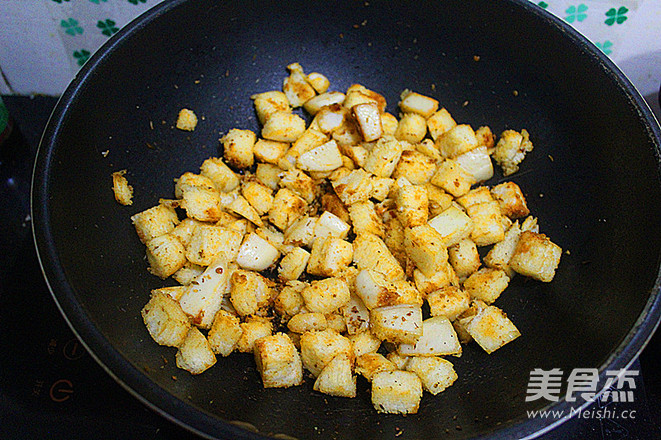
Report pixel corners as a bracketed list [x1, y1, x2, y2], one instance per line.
[0, 0, 659, 101]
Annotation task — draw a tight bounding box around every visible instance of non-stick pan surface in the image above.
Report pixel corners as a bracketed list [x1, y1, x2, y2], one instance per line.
[32, 0, 661, 439]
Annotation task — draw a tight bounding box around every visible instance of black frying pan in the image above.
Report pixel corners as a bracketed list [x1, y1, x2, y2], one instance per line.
[31, 0, 661, 439]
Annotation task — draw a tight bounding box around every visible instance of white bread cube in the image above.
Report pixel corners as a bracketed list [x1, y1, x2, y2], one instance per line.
[141, 291, 191, 347]
[353, 233, 405, 281]
[463, 268, 510, 304]
[392, 150, 436, 185]
[355, 269, 421, 310]
[221, 128, 256, 169]
[170, 217, 203, 248]
[251, 91, 291, 124]
[301, 277, 351, 314]
[346, 84, 387, 111]
[398, 316, 462, 356]
[229, 269, 274, 317]
[175, 327, 216, 374]
[447, 237, 481, 280]
[381, 112, 399, 136]
[253, 139, 289, 164]
[394, 113, 427, 144]
[428, 204, 474, 247]
[399, 90, 439, 118]
[111, 170, 133, 205]
[255, 163, 282, 190]
[185, 224, 242, 266]
[145, 234, 187, 279]
[404, 224, 448, 277]
[241, 181, 274, 216]
[236, 232, 280, 271]
[341, 293, 371, 335]
[406, 356, 457, 395]
[462, 301, 520, 354]
[176, 108, 197, 131]
[371, 371, 422, 414]
[427, 285, 470, 321]
[436, 124, 479, 158]
[235, 316, 273, 353]
[273, 281, 307, 318]
[278, 247, 311, 281]
[396, 183, 429, 228]
[509, 231, 562, 282]
[207, 309, 243, 356]
[493, 129, 534, 176]
[484, 221, 521, 278]
[261, 111, 306, 142]
[287, 312, 328, 333]
[349, 201, 385, 237]
[456, 186, 493, 210]
[300, 329, 353, 377]
[313, 353, 356, 398]
[352, 102, 383, 142]
[179, 185, 223, 223]
[427, 108, 457, 140]
[466, 201, 505, 246]
[356, 353, 396, 381]
[316, 238, 353, 277]
[363, 135, 404, 177]
[131, 204, 179, 244]
[179, 256, 230, 329]
[284, 215, 318, 247]
[174, 171, 216, 197]
[331, 168, 373, 205]
[491, 181, 530, 219]
[370, 304, 423, 344]
[254, 333, 304, 388]
[304, 92, 346, 115]
[200, 157, 240, 192]
[313, 103, 348, 134]
[297, 139, 343, 172]
[306, 72, 330, 93]
[413, 262, 459, 296]
[283, 63, 317, 107]
[288, 128, 329, 159]
[279, 168, 316, 203]
[430, 159, 477, 198]
[268, 188, 308, 231]
[455, 145, 494, 182]
[314, 210, 351, 242]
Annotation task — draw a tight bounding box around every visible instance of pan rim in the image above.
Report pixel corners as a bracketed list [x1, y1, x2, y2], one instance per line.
[30, 0, 661, 439]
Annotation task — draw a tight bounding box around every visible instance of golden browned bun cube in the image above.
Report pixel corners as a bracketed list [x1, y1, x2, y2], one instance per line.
[283, 62, 317, 108]
[185, 224, 242, 266]
[306, 72, 330, 94]
[427, 285, 471, 321]
[398, 316, 462, 356]
[436, 124, 478, 158]
[370, 304, 423, 344]
[175, 327, 216, 375]
[300, 329, 353, 377]
[111, 170, 133, 205]
[466, 201, 505, 246]
[145, 233, 187, 279]
[341, 293, 371, 335]
[456, 186, 493, 210]
[280, 168, 316, 204]
[396, 183, 429, 228]
[455, 146, 494, 183]
[287, 312, 328, 333]
[278, 247, 311, 281]
[461, 301, 520, 354]
[352, 102, 383, 142]
[332, 168, 373, 205]
[463, 268, 510, 304]
[297, 140, 344, 172]
[348, 330, 382, 357]
[352, 233, 405, 281]
[200, 157, 240, 192]
[427, 108, 457, 140]
[141, 291, 191, 347]
[430, 158, 476, 198]
[413, 262, 459, 296]
[261, 111, 306, 143]
[348, 201, 385, 238]
[254, 333, 304, 388]
[447, 237, 481, 280]
[493, 129, 534, 176]
[392, 150, 436, 185]
[399, 90, 439, 119]
[131, 204, 179, 244]
[301, 277, 351, 314]
[313, 353, 356, 398]
[207, 309, 242, 356]
[221, 128, 256, 169]
[428, 204, 474, 247]
[273, 281, 306, 318]
[394, 113, 427, 144]
[381, 112, 399, 136]
[176, 108, 198, 131]
[229, 269, 274, 317]
[406, 356, 457, 395]
[235, 316, 273, 353]
[491, 181, 530, 219]
[355, 269, 422, 310]
[404, 224, 448, 278]
[363, 135, 404, 178]
[251, 90, 291, 125]
[371, 370, 423, 414]
[315, 238, 354, 277]
[356, 353, 396, 382]
[509, 231, 562, 282]
[483, 220, 521, 278]
[268, 188, 307, 231]
[241, 181, 274, 217]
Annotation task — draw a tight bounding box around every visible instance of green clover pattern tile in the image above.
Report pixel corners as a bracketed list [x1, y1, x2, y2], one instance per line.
[594, 40, 614, 54]
[89, 0, 108, 4]
[73, 49, 91, 66]
[97, 19, 119, 37]
[605, 6, 629, 25]
[128, 0, 147, 4]
[565, 4, 589, 23]
[61, 18, 83, 36]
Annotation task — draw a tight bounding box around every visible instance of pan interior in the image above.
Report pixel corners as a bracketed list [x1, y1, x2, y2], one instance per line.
[33, 0, 661, 439]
